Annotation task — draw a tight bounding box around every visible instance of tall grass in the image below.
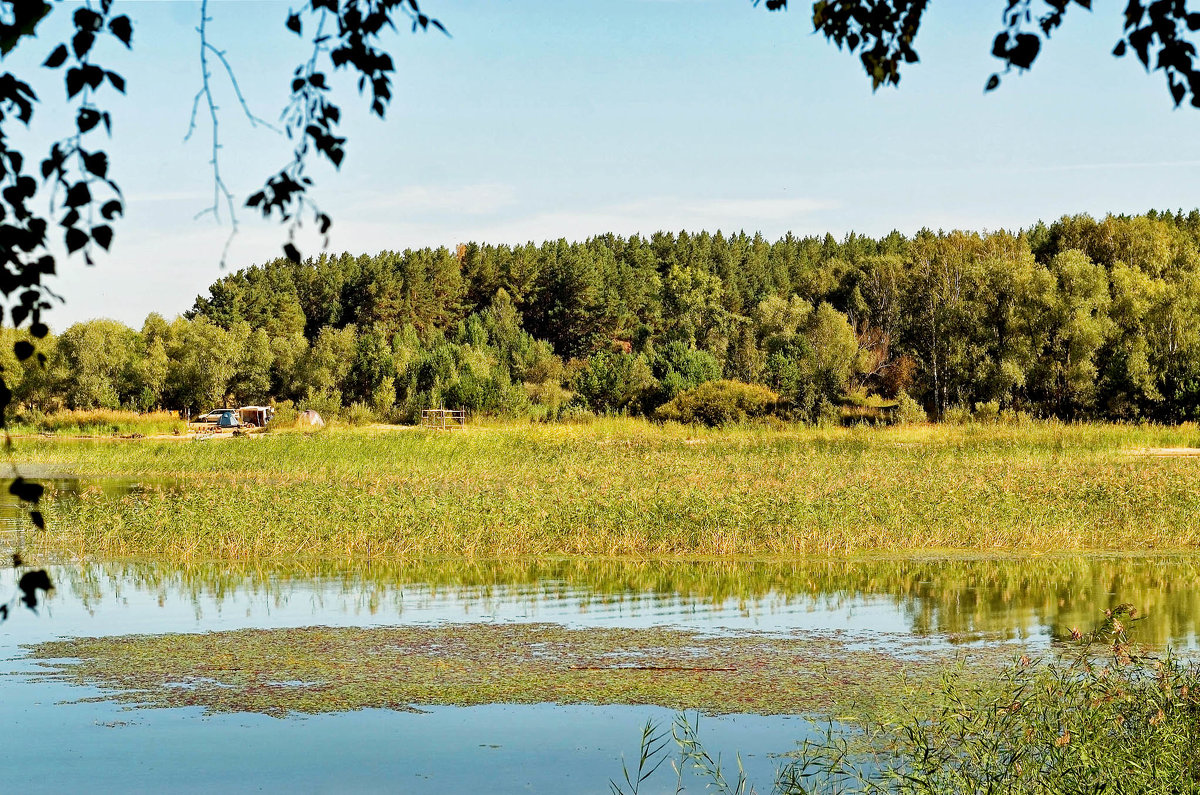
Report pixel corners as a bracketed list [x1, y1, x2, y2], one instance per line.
[615, 607, 1200, 795]
[15, 418, 1200, 560]
[13, 408, 187, 436]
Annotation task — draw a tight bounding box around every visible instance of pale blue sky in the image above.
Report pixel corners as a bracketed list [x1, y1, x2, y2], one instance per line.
[12, 1, 1200, 328]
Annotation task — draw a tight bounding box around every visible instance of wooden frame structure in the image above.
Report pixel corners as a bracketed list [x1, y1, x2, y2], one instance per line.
[421, 408, 466, 431]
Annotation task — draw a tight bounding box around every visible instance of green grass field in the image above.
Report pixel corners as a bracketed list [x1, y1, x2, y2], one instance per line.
[14, 418, 1200, 561]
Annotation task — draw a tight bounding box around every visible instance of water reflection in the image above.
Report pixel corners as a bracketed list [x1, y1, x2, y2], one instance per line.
[28, 554, 1200, 649]
[0, 473, 179, 532]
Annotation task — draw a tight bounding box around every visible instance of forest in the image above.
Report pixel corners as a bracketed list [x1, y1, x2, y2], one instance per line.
[7, 209, 1200, 424]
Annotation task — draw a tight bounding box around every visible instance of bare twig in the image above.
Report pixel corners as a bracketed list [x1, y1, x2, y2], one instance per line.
[185, 0, 278, 267]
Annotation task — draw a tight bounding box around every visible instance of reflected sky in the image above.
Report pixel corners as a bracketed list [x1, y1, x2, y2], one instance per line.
[5, 548, 1200, 791]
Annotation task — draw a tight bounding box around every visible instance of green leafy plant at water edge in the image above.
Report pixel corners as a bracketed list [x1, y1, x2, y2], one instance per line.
[612, 714, 750, 795]
[616, 605, 1200, 794]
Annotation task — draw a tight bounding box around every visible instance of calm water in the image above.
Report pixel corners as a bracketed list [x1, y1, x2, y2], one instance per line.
[4, 479, 1200, 791]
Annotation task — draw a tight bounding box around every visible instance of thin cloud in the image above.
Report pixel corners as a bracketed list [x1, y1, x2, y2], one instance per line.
[338, 183, 519, 216]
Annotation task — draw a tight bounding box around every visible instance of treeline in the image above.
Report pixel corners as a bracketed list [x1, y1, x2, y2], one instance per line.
[8, 209, 1200, 423]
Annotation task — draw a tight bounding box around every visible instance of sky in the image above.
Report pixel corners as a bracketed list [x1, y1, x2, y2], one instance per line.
[10, 0, 1200, 329]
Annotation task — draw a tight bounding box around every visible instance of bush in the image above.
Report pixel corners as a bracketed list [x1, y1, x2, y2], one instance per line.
[943, 404, 973, 425]
[973, 399, 1002, 423]
[892, 392, 928, 425]
[267, 400, 297, 429]
[525, 381, 573, 421]
[815, 397, 841, 427]
[573, 351, 654, 414]
[558, 403, 596, 424]
[654, 380, 778, 426]
[344, 402, 377, 426]
[650, 341, 723, 404]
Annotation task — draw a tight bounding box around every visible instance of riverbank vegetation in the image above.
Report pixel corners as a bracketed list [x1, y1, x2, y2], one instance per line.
[19, 419, 1200, 561]
[611, 614, 1200, 794]
[9, 211, 1200, 425]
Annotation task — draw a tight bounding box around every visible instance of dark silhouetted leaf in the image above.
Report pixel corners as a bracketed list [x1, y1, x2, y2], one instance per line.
[83, 150, 108, 177]
[74, 7, 101, 31]
[43, 43, 68, 68]
[9, 477, 44, 503]
[65, 226, 88, 253]
[100, 199, 123, 220]
[985, 74, 1001, 91]
[91, 224, 112, 250]
[13, 340, 33, 361]
[283, 243, 301, 263]
[65, 67, 85, 97]
[65, 182, 91, 208]
[18, 569, 52, 610]
[77, 107, 101, 133]
[72, 30, 94, 59]
[108, 15, 132, 47]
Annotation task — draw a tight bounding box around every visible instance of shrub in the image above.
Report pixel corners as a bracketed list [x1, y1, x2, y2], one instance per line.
[973, 399, 1002, 423]
[892, 392, 928, 425]
[649, 341, 723, 404]
[558, 403, 596, 424]
[943, 404, 973, 425]
[654, 380, 778, 426]
[268, 400, 297, 429]
[525, 381, 572, 421]
[344, 402, 377, 427]
[573, 351, 654, 414]
[815, 397, 841, 427]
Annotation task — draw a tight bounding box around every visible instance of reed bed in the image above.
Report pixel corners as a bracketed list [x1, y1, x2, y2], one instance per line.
[14, 418, 1200, 561]
[12, 408, 187, 436]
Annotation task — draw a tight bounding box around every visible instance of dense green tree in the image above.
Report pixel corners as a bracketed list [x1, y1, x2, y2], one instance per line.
[16, 210, 1200, 426]
[55, 320, 138, 410]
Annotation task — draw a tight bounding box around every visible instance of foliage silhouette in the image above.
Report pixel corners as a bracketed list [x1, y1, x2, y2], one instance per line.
[759, 1, 1200, 107]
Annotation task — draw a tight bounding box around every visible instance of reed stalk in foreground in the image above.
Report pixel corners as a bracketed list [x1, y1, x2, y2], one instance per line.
[615, 606, 1200, 795]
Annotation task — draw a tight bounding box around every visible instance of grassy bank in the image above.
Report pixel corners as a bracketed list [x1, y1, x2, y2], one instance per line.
[15, 418, 1200, 560]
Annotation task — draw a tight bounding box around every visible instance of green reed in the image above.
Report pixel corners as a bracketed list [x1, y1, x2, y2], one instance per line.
[15, 418, 1200, 560]
[616, 606, 1200, 795]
